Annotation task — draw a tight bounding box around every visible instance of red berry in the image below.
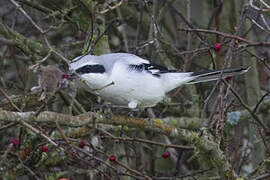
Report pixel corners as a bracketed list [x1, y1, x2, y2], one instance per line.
[42, 144, 49, 152]
[162, 151, 170, 158]
[78, 141, 85, 148]
[109, 154, 116, 162]
[214, 43, 222, 52]
[225, 75, 233, 80]
[59, 178, 68, 180]
[10, 138, 19, 145]
[61, 73, 70, 80]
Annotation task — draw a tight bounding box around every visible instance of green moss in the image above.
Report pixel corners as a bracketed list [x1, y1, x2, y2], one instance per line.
[155, 157, 175, 172]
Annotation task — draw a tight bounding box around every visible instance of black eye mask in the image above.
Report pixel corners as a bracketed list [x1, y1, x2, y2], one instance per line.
[75, 64, 105, 74]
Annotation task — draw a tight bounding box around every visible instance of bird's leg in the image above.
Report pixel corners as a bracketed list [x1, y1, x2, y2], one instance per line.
[91, 103, 113, 118]
[146, 108, 156, 118]
[127, 108, 141, 117]
[103, 104, 113, 118]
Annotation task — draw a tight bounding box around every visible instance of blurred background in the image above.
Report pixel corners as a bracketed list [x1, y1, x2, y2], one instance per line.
[0, 0, 270, 179]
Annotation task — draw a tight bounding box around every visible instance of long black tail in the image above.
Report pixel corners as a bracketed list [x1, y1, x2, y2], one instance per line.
[186, 67, 249, 84]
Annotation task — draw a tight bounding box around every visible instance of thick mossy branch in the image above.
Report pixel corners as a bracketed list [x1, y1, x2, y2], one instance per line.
[0, 21, 49, 61]
[0, 109, 233, 178]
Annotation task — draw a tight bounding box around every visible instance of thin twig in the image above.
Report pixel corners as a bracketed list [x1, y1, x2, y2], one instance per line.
[0, 87, 22, 112]
[73, 144, 151, 179]
[259, 0, 270, 9]
[9, 0, 44, 33]
[9, 0, 69, 64]
[243, 49, 270, 71]
[101, 136, 194, 150]
[252, 92, 270, 114]
[20, 120, 62, 149]
[0, 122, 17, 131]
[247, 16, 270, 35]
[257, 127, 270, 155]
[55, 121, 77, 154]
[223, 80, 267, 130]
[92, 81, 115, 91]
[180, 28, 250, 43]
[18, 157, 42, 180]
[170, 5, 207, 46]
[98, 0, 123, 14]
[180, 28, 270, 47]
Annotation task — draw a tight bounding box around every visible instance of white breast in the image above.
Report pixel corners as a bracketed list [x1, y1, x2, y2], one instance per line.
[94, 60, 165, 108]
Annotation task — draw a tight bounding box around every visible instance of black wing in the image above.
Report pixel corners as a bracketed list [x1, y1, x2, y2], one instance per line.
[128, 63, 177, 77]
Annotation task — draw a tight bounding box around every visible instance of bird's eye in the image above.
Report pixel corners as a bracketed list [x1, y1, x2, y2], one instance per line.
[75, 65, 105, 74]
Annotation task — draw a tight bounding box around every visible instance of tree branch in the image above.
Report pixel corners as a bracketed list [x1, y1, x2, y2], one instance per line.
[0, 109, 233, 178]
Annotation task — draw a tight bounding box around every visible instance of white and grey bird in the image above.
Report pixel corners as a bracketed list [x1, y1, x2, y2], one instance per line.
[69, 53, 248, 109]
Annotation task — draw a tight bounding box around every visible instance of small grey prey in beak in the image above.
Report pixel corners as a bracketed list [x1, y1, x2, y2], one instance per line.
[69, 53, 248, 109]
[31, 65, 73, 101]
